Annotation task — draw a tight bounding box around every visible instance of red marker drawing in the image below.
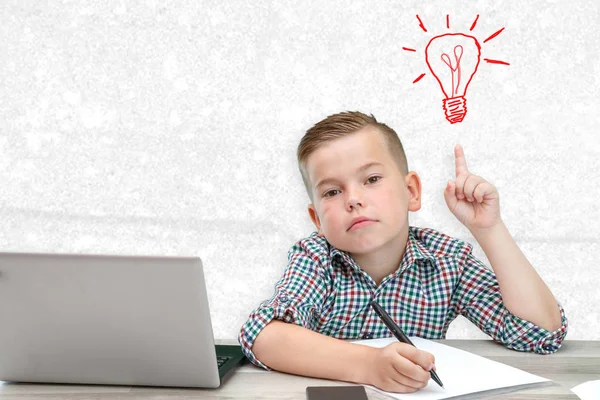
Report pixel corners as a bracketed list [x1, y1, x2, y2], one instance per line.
[404, 15, 509, 124]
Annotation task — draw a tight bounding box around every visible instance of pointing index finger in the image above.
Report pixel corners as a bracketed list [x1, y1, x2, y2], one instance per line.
[454, 144, 468, 176]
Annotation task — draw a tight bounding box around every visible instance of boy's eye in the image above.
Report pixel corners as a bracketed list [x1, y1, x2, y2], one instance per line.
[366, 176, 381, 184]
[323, 189, 340, 198]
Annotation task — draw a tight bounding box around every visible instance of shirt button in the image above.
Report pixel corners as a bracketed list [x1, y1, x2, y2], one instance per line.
[363, 333, 373, 339]
[279, 296, 289, 304]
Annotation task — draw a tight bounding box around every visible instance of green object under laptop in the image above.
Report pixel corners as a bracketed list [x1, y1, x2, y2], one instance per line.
[0, 252, 246, 388]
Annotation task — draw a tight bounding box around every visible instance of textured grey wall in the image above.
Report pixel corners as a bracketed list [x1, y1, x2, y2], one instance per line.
[1, 1, 598, 341]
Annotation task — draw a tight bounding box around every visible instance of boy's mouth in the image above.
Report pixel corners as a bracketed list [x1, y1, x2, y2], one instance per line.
[348, 217, 376, 231]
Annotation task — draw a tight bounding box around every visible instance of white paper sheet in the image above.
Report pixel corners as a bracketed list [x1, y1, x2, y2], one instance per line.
[352, 337, 550, 400]
[571, 380, 600, 400]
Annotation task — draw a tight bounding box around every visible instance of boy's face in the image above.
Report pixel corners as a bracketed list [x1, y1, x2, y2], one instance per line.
[306, 126, 421, 255]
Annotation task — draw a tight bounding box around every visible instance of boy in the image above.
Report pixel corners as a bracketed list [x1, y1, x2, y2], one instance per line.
[238, 111, 567, 393]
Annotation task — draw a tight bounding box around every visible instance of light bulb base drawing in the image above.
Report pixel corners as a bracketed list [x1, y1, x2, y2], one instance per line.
[442, 96, 467, 124]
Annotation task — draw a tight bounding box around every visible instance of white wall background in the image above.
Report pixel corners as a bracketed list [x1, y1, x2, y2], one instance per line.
[1, 1, 598, 341]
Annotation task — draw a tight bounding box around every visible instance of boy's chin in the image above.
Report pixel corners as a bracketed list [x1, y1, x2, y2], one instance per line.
[329, 237, 386, 254]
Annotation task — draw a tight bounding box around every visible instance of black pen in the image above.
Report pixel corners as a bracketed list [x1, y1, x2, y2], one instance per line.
[370, 300, 444, 388]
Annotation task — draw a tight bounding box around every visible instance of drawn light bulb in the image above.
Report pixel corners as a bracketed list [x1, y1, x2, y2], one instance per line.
[425, 33, 481, 124]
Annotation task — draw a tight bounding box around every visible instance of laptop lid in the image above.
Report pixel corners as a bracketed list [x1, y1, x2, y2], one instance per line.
[0, 252, 224, 388]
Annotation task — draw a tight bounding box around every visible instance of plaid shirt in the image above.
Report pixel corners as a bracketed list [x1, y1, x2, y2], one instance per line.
[238, 226, 568, 369]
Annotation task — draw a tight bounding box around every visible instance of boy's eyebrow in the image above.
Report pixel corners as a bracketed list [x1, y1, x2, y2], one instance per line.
[314, 161, 384, 190]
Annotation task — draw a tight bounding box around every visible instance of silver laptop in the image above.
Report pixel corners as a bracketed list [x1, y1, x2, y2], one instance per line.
[0, 252, 246, 388]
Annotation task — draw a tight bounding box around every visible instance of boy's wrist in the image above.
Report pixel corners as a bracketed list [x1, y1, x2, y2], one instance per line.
[468, 218, 505, 240]
[347, 343, 377, 385]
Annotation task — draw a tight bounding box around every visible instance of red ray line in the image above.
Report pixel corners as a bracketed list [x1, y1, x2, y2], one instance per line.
[416, 15, 427, 32]
[413, 73, 426, 83]
[484, 58, 510, 65]
[402, 47, 417, 52]
[483, 27, 505, 43]
[470, 14, 480, 31]
[446, 15, 449, 29]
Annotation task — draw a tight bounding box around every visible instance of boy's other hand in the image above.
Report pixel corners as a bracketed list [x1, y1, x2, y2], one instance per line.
[444, 144, 501, 231]
[362, 342, 435, 393]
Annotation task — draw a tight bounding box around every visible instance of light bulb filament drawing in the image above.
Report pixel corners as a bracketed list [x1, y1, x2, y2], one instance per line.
[441, 45, 463, 98]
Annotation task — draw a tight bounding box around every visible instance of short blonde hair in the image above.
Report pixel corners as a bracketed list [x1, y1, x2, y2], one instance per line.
[297, 111, 409, 201]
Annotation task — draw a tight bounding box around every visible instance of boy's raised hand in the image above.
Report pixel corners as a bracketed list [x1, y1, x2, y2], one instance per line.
[444, 144, 501, 231]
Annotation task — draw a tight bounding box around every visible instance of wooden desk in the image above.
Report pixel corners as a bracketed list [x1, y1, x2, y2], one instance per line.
[1, 340, 598, 399]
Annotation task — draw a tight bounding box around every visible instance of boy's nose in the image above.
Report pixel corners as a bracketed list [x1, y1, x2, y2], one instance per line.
[345, 189, 364, 210]
[347, 199, 363, 210]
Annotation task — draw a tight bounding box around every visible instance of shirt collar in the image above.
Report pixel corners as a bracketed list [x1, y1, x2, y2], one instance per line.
[327, 228, 440, 274]
[401, 228, 439, 273]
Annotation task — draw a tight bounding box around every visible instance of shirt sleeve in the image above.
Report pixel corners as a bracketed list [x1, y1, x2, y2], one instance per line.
[237, 240, 330, 369]
[451, 246, 568, 354]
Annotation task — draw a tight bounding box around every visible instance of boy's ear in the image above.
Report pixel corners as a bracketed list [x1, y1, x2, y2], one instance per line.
[405, 172, 422, 212]
[308, 204, 324, 236]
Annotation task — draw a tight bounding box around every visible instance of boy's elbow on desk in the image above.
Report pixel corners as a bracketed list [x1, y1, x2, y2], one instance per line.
[252, 320, 315, 371]
[251, 320, 280, 366]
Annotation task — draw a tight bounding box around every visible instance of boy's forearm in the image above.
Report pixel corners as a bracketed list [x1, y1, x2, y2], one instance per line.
[252, 320, 373, 383]
[470, 221, 562, 332]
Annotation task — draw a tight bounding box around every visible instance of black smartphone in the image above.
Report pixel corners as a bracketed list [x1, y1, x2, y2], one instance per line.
[306, 385, 369, 400]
